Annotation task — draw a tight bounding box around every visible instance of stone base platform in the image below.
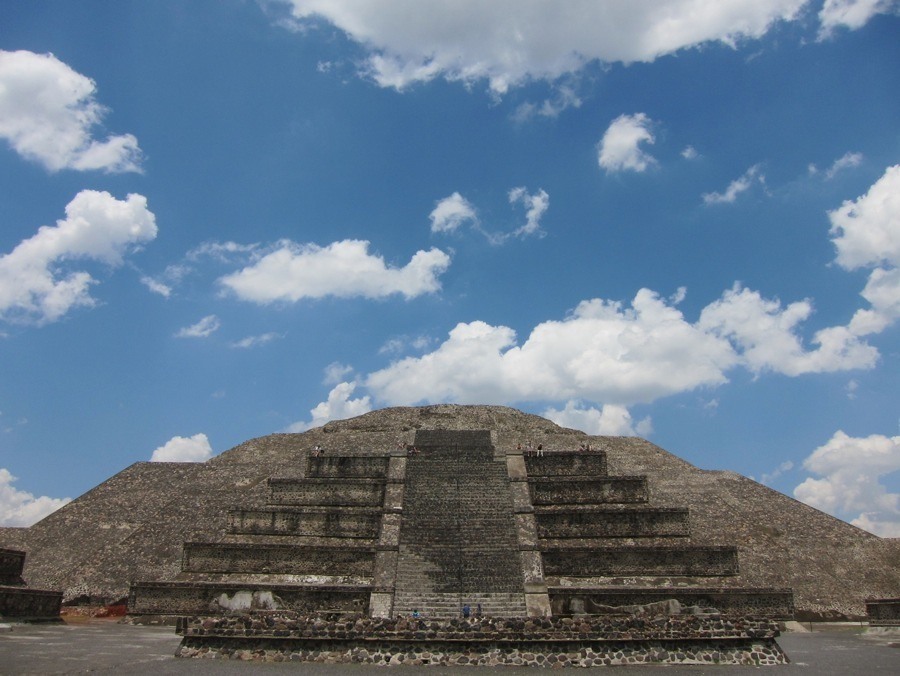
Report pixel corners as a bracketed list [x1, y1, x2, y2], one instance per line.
[175, 613, 787, 667]
[0, 586, 63, 622]
[866, 598, 900, 627]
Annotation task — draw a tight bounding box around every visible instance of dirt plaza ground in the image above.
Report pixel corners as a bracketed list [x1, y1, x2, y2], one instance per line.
[0, 619, 897, 675]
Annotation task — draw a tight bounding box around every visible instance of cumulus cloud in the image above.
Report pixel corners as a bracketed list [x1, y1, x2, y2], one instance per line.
[698, 284, 878, 376]
[702, 164, 764, 204]
[818, 0, 900, 38]
[175, 315, 221, 338]
[219, 239, 451, 303]
[0, 468, 70, 527]
[829, 165, 900, 336]
[279, 1, 813, 94]
[598, 113, 657, 173]
[0, 191, 157, 325]
[430, 192, 478, 233]
[508, 187, 550, 237]
[794, 430, 900, 537]
[286, 381, 373, 432]
[0, 50, 141, 172]
[150, 433, 214, 462]
[682, 146, 699, 160]
[544, 401, 652, 436]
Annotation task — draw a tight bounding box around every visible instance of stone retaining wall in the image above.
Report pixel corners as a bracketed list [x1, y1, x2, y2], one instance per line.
[306, 457, 389, 478]
[866, 598, 900, 626]
[181, 543, 375, 576]
[0, 586, 62, 620]
[267, 478, 386, 506]
[0, 548, 25, 585]
[542, 546, 739, 577]
[129, 582, 370, 616]
[524, 454, 608, 477]
[529, 478, 649, 505]
[227, 508, 380, 538]
[535, 508, 690, 539]
[175, 614, 786, 666]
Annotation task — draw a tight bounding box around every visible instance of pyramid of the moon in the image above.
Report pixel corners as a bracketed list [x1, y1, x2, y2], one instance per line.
[1, 405, 897, 621]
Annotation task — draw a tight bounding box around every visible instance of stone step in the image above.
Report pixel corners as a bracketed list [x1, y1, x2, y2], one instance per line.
[524, 453, 608, 477]
[305, 456, 389, 479]
[529, 477, 649, 505]
[535, 507, 690, 539]
[228, 507, 381, 538]
[267, 478, 386, 507]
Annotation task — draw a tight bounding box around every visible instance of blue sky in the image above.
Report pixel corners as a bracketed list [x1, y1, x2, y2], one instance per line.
[1, 1, 898, 535]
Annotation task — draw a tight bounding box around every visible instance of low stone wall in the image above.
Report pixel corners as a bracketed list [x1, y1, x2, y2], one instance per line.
[227, 508, 381, 538]
[175, 614, 786, 666]
[866, 598, 900, 626]
[0, 586, 62, 620]
[549, 588, 794, 620]
[0, 548, 25, 585]
[524, 454, 608, 477]
[268, 478, 386, 507]
[535, 508, 690, 539]
[306, 456, 389, 479]
[529, 477, 648, 505]
[128, 581, 370, 616]
[181, 543, 375, 576]
[542, 546, 739, 577]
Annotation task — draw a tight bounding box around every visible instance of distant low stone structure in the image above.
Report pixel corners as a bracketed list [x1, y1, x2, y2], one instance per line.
[0, 548, 61, 622]
[866, 598, 900, 627]
[1, 405, 897, 630]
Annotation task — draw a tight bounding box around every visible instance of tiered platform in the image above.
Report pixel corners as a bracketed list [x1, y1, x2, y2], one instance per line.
[128, 426, 792, 665]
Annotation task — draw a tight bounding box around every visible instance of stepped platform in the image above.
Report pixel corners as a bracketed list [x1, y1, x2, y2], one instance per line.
[524, 453, 608, 476]
[866, 597, 900, 626]
[181, 542, 376, 576]
[305, 456, 389, 478]
[542, 545, 739, 577]
[267, 478, 385, 506]
[529, 477, 649, 505]
[534, 506, 691, 538]
[227, 506, 381, 538]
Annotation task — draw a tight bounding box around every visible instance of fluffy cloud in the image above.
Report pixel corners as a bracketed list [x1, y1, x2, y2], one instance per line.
[702, 164, 764, 204]
[824, 151, 863, 179]
[286, 382, 373, 432]
[175, 315, 221, 338]
[598, 113, 656, 173]
[219, 239, 451, 303]
[819, 0, 900, 37]
[509, 187, 550, 237]
[0, 191, 157, 325]
[430, 192, 478, 233]
[230, 332, 282, 349]
[0, 468, 70, 527]
[150, 433, 214, 462]
[830, 165, 900, 336]
[0, 50, 141, 172]
[698, 285, 878, 375]
[544, 401, 652, 436]
[829, 165, 900, 270]
[280, 1, 813, 94]
[794, 430, 900, 537]
[365, 283, 877, 408]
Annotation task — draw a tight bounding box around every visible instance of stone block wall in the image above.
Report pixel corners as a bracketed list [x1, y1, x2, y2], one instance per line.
[542, 546, 739, 577]
[524, 454, 608, 477]
[181, 543, 375, 576]
[535, 507, 690, 539]
[227, 508, 380, 538]
[305, 456, 389, 478]
[0, 547, 25, 585]
[267, 478, 385, 507]
[866, 598, 900, 626]
[529, 477, 649, 505]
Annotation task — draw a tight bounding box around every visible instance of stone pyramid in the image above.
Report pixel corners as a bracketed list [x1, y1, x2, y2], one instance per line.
[1, 405, 897, 621]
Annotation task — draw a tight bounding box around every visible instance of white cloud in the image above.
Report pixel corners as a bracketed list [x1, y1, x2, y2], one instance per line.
[0, 468, 70, 527]
[150, 433, 214, 462]
[140, 276, 172, 298]
[829, 165, 900, 270]
[794, 430, 900, 537]
[509, 187, 550, 237]
[702, 164, 764, 204]
[219, 239, 451, 303]
[818, 0, 900, 38]
[0, 50, 141, 172]
[286, 382, 373, 432]
[681, 145, 699, 160]
[824, 151, 863, 179]
[430, 192, 478, 233]
[280, 1, 811, 94]
[512, 84, 583, 121]
[175, 315, 221, 338]
[0, 191, 158, 325]
[698, 284, 877, 376]
[760, 460, 794, 485]
[230, 332, 282, 348]
[367, 289, 738, 407]
[544, 401, 653, 436]
[598, 113, 657, 173]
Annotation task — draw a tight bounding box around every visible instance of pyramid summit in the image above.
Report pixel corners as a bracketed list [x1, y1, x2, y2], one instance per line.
[1, 404, 897, 623]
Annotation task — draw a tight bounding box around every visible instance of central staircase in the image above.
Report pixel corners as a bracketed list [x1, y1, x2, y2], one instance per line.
[392, 430, 526, 618]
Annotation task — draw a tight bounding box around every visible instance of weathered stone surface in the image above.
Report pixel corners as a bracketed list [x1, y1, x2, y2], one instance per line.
[1, 405, 897, 618]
